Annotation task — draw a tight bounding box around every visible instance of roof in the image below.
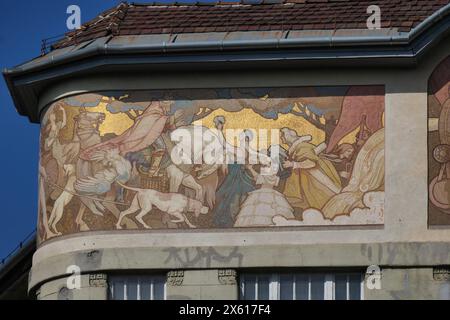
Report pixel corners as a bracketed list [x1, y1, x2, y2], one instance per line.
[54, 0, 450, 49]
[3, 0, 450, 123]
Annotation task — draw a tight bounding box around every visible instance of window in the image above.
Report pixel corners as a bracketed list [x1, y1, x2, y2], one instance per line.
[109, 275, 166, 300]
[240, 272, 364, 300]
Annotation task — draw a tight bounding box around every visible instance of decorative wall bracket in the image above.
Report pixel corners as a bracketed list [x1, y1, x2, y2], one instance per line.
[218, 269, 237, 285]
[89, 274, 107, 287]
[433, 267, 450, 281]
[167, 271, 185, 286]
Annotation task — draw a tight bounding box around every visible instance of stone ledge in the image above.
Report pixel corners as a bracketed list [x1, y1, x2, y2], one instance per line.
[28, 242, 450, 293]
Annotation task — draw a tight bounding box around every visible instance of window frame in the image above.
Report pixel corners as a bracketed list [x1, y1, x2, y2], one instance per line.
[108, 275, 167, 301]
[240, 272, 364, 300]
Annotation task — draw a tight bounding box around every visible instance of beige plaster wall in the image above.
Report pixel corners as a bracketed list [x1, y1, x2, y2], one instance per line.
[29, 36, 450, 294]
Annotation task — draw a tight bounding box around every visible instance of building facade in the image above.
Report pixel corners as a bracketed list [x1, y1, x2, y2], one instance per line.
[3, 0, 450, 300]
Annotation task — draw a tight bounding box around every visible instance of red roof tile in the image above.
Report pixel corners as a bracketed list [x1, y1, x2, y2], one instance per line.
[53, 0, 450, 49]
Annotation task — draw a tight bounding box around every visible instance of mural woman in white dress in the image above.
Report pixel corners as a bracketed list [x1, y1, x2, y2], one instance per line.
[234, 160, 295, 227]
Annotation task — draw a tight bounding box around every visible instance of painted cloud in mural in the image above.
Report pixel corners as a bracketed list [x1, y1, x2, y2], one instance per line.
[38, 86, 385, 243]
[273, 191, 384, 226]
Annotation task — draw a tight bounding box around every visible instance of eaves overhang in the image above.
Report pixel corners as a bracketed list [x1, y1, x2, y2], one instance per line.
[3, 3, 450, 123]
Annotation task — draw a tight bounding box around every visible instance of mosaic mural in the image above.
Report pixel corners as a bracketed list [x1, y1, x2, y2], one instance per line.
[429, 56, 450, 226]
[38, 86, 385, 243]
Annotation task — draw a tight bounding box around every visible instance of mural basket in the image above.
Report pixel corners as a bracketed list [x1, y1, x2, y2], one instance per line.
[139, 169, 170, 192]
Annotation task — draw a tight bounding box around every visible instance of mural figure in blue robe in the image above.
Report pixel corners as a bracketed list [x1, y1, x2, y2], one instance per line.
[212, 130, 256, 227]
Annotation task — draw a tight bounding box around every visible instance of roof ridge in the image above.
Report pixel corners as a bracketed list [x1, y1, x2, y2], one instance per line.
[54, 2, 129, 49]
[106, 2, 130, 36]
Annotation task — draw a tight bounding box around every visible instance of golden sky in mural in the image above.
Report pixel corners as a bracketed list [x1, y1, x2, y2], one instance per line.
[58, 97, 364, 148]
[194, 107, 325, 146]
[94, 101, 134, 135]
[194, 107, 359, 147]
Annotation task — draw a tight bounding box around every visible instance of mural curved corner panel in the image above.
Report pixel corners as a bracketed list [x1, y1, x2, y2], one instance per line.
[38, 86, 385, 244]
[428, 56, 450, 226]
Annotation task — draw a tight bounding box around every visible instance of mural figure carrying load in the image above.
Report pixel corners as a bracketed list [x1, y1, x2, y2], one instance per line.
[37, 86, 386, 242]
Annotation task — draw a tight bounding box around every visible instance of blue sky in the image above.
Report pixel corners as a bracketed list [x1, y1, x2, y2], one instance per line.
[0, 0, 192, 259]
